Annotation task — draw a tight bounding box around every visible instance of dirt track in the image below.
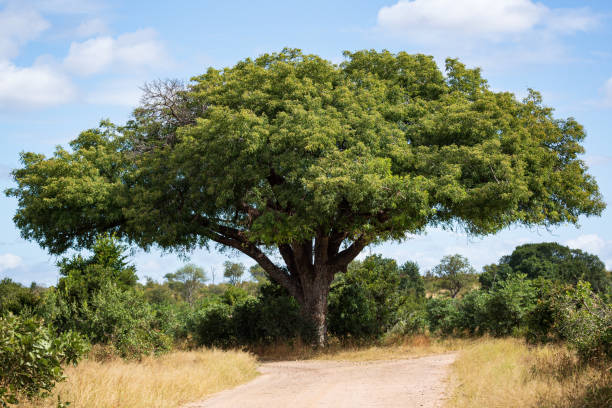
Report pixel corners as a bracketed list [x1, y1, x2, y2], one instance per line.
[185, 352, 457, 408]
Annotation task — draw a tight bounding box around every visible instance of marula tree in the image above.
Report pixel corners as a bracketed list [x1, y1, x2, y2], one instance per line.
[6, 49, 604, 345]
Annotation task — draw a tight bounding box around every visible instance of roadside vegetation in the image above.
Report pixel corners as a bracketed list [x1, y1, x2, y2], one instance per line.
[1, 234, 610, 407]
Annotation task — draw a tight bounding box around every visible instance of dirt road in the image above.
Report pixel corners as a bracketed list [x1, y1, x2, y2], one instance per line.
[185, 352, 457, 408]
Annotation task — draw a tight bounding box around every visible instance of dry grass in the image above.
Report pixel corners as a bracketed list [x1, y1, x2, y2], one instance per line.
[20, 348, 258, 408]
[446, 337, 611, 408]
[250, 334, 477, 362]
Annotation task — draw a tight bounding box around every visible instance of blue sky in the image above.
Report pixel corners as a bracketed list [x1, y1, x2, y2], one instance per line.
[1, 0, 611, 285]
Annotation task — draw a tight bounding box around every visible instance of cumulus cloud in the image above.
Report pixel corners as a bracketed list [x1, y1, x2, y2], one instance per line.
[64, 29, 168, 76]
[377, 0, 596, 38]
[0, 5, 50, 59]
[0, 60, 76, 109]
[565, 234, 612, 269]
[375, 0, 598, 68]
[0, 253, 23, 272]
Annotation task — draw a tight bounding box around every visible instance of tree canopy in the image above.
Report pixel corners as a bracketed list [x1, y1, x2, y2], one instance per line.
[6, 48, 605, 344]
[480, 242, 611, 294]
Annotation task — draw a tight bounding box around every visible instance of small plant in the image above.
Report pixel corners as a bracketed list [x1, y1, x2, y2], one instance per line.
[0, 314, 88, 407]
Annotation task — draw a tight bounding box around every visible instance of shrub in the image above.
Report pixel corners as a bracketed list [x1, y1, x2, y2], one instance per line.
[0, 314, 88, 406]
[556, 281, 612, 362]
[426, 297, 460, 335]
[483, 274, 537, 336]
[188, 302, 235, 348]
[81, 283, 172, 359]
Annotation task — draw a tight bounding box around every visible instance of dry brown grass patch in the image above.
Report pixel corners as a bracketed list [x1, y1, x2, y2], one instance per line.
[446, 337, 612, 408]
[20, 348, 258, 408]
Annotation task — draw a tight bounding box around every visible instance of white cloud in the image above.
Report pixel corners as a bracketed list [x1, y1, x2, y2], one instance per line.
[64, 36, 113, 75]
[64, 29, 168, 76]
[375, 0, 598, 69]
[75, 17, 108, 37]
[0, 253, 23, 272]
[378, 0, 546, 38]
[565, 234, 607, 253]
[0, 60, 77, 109]
[565, 234, 612, 269]
[377, 0, 596, 38]
[0, 5, 50, 59]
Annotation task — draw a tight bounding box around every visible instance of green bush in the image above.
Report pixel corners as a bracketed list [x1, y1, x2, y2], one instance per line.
[81, 283, 172, 359]
[556, 282, 612, 362]
[188, 283, 312, 347]
[0, 314, 88, 406]
[188, 302, 235, 348]
[0, 279, 44, 317]
[426, 297, 460, 335]
[483, 274, 537, 336]
[328, 255, 425, 339]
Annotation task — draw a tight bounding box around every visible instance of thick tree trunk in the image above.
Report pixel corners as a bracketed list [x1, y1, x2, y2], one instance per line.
[299, 273, 332, 346]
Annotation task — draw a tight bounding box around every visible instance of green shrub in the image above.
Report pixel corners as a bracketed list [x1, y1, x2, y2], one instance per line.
[328, 277, 378, 339]
[426, 297, 460, 335]
[483, 274, 537, 336]
[0, 314, 88, 406]
[556, 282, 612, 362]
[81, 283, 172, 359]
[188, 302, 235, 348]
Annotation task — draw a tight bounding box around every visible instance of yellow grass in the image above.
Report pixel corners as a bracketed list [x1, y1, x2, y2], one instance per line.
[20, 349, 258, 408]
[446, 337, 611, 408]
[251, 334, 477, 362]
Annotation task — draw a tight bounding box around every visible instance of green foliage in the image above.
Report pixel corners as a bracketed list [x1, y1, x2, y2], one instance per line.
[426, 274, 537, 337]
[328, 255, 425, 339]
[80, 283, 172, 359]
[223, 262, 245, 285]
[483, 274, 537, 336]
[0, 279, 44, 317]
[0, 314, 88, 407]
[480, 242, 611, 294]
[426, 297, 460, 335]
[56, 234, 137, 306]
[164, 264, 208, 305]
[249, 264, 269, 285]
[6, 49, 604, 344]
[431, 254, 476, 298]
[188, 283, 312, 348]
[556, 282, 612, 362]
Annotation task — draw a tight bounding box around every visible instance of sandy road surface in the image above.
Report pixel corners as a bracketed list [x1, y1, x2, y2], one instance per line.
[185, 353, 457, 408]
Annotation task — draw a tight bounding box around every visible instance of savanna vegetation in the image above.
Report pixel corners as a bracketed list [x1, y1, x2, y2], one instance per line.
[2, 49, 610, 407]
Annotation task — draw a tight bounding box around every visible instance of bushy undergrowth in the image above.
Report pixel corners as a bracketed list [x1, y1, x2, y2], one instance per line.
[0, 314, 88, 407]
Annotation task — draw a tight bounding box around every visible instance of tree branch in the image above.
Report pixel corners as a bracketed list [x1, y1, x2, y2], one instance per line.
[330, 235, 369, 266]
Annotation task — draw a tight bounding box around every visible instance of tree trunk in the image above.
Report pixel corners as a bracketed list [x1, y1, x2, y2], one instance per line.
[299, 275, 331, 347]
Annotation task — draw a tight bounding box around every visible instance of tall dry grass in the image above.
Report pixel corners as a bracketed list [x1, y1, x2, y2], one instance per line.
[446, 337, 611, 408]
[20, 348, 258, 408]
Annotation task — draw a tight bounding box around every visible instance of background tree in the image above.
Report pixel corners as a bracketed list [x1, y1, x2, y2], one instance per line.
[56, 234, 137, 306]
[431, 254, 476, 298]
[479, 242, 611, 294]
[6, 49, 604, 345]
[164, 264, 208, 305]
[223, 261, 245, 285]
[249, 264, 270, 285]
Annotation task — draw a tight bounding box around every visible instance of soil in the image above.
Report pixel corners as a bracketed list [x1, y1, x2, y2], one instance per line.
[184, 352, 457, 408]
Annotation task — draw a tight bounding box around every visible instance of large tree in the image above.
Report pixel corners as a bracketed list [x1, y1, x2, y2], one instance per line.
[6, 49, 604, 345]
